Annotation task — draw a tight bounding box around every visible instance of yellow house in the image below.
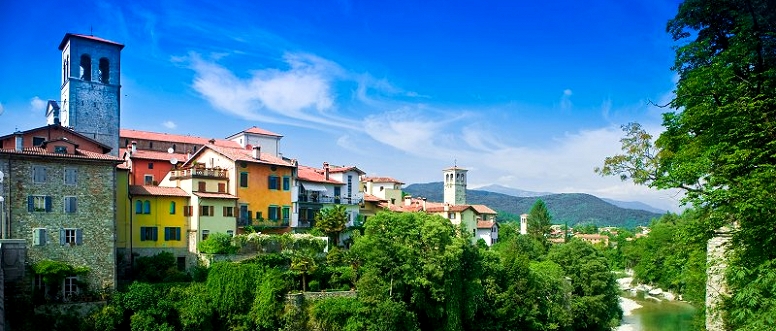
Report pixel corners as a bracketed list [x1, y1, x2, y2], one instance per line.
[128, 185, 189, 264]
[181, 144, 295, 234]
[159, 164, 238, 253]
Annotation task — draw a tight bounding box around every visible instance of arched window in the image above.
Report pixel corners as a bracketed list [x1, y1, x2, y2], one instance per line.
[170, 201, 176, 214]
[135, 200, 143, 214]
[99, 58, 109, 83]
[63, 57, 69, 83]
[143, 200, 151, 214]
[80, 54, 91, 81]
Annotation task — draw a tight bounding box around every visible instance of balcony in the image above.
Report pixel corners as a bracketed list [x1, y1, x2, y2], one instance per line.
[297, 194, 363, 205]
[169, 166, 228, 180]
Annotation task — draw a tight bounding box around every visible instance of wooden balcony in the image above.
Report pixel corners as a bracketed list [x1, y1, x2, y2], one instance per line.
[169, 167, 228, 179]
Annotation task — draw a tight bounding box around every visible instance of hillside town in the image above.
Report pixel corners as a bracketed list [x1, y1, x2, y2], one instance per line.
[0, 33, 507, 305]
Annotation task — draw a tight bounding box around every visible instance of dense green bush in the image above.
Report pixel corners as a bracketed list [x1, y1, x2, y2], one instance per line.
[198, 232, 239, 254]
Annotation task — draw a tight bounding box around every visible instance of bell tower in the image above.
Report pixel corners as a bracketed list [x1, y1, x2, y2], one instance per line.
[443, 166, 468, 205]
[54, 33, 124, 156]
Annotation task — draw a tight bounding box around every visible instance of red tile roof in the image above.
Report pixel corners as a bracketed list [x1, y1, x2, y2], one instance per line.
[362, 176, 404, 184]
[129, 185, 189, 197]
[194, 192, 239, 199]
[59, 33, 125, 50]
[477, 221, 497, 229]
[191, 144, 293, 167]
[297, 165, 343, 184]
[329, 165, 366, 175]
[0, 147, 122, 162]
[120, 129, 240, 148]
[362, 193, 386, 202]
[425, 204, 473, 213]
[471, 204, 497, 215]
[230, 126, 283, 138]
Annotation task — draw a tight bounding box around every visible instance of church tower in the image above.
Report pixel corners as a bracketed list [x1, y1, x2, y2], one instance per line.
[53, 33, 124, 156]
[443, 166, 468, 205]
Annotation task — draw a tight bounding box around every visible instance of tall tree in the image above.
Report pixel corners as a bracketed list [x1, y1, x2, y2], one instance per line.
[527, 199, 552, 241]
[315, 205, 349, 246]
[598, 0, 776, 328]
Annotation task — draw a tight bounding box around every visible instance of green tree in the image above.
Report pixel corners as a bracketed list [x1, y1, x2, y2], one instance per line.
[315, 205, 349, 246]
[597, 0, 776, 327]
[527, 199, 552, 241]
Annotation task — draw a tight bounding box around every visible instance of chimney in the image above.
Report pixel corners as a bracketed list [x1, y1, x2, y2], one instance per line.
[252, 145, 261, 159]
[444, 203, 450, 212]
[131, 141, 137, 154]
[422, 197, 427, 211]
[14, 132, 23, 151]
[291, 159, 298, 167]
[323, 162, 330, 180]
[208, 138, 216, 144]
[404, 195, 412, 206]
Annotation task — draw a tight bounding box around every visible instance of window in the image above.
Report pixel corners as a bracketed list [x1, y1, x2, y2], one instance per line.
[32, 137, 45, 146]
[283, 176, 291, 191]
[347, 175, 353, 197]
[170, 201, 176, 214]
[64, 196, 77, 213]
[32, 166, 47, 183]
[200, 205, 214, 216]
[201, 230, 210, 241]
[140, 227, 158, 241]
[223, 206, 234, 217]
[239, 205, 249, 224]
[268, 206, 279, 220]
[227, 230, 234, 237]
[60, 228, 83, 246]
[268, 176, 280, 190]
[183, 205, 193, 216]
[256, 211, 263, 220]
[33, 228, 47, 246]
[448, 212, 455, 220]
[198, 181, 206, 192]
[282, 206, 290, 222]
[54, 146, 68, 154]
[239, 172, 248, 188]
[148, 162, 154, 169]
[64, 168, 77, 185]
[143, 200, 151, 214]
[99, 58, 109, 83]
[64, 276, 79, 297]
[218, 183, 226, 193]
[144, 175, 154, 185]
[135, 200, 143, 214]
[80, 54, 91, 80]
[28, 195, 52, 212]
[164, 227, 181, 241]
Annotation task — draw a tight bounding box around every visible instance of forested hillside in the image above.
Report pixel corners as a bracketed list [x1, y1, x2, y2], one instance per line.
[404, 182, 662, 228]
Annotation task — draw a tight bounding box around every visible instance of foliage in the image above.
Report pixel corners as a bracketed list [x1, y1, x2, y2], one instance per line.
[597, 0, 776, 327]
[527, 199, 552, 241]
[315, 204, 349, 246]
[309, 297, 363, 331]
[251, 268, 289, 330]
[197, 232, 239, 254]
[32, 260, 89, 285]
[205, 262, 262, 316]
[134, 251, 190, 283]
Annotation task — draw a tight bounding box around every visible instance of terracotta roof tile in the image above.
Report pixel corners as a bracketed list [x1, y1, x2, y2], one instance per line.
[201, 144, 293, 167]
[129, 185, 189, 197]
[425, 204, 473, 213]
[194, 192, 239, 199]
[471, 204, 497, 215]
[297, 165, 343, 184]
[477, 220, 497, 229]
[120, 129, 240, 148]
[362, 193, 385, 202]
[0, 147, 122, 162]
[236, 126, 283, 137]
[362, 176, 404, 185]
[329, 165, 366, 174]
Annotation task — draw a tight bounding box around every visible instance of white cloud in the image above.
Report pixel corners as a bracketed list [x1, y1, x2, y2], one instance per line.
[30, 97, 46, 112]
[560, 89, 573, 110]
[163, 121, 177, 129]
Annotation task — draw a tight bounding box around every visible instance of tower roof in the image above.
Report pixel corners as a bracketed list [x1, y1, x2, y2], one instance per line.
[59, 33, 125, 50]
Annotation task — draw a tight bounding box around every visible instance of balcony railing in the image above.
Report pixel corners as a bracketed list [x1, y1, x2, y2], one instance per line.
[297, 194, 363, 205]
[239, 218, 290, 228]
[296, 219, 315, 228]
[169, 167, 228, 179]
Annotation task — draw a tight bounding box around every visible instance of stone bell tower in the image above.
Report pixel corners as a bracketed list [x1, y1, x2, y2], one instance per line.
[53, 33, 124, 156]
[443, 166, 468, 205]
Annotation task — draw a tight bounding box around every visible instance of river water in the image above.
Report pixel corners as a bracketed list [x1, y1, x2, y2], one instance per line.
[618, 294, 698, 331]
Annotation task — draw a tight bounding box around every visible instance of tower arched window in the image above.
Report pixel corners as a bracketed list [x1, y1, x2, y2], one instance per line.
[79, 54, 91, 81]
[99, 58, 110, 83]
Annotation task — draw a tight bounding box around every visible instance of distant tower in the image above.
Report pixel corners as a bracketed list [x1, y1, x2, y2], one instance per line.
[520, 213, 528, 235]
[443, 166, 467, 205]
[54, 33, 124, 156]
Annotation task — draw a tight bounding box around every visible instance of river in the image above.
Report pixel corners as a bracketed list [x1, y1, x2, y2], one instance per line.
[617, 294, 698, 331]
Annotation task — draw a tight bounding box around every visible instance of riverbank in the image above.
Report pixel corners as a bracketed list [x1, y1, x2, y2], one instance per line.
[616, 296, 643, 331]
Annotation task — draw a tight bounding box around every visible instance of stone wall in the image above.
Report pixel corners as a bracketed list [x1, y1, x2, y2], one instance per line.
[706, 229, 732, 331]
[0, 239, 26, 331]
[5, 157, 117, 291]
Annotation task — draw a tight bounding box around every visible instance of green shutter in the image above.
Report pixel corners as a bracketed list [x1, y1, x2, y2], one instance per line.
[75, 229, 83, 245]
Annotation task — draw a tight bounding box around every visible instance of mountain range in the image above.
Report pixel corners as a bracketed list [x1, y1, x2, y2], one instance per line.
[403, 183, 665, 229]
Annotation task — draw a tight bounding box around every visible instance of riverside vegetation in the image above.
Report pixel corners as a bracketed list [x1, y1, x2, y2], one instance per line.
[13, 210, 623, 331]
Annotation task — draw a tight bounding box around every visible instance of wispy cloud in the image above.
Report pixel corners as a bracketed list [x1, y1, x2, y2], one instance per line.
[29, 97, 45, 112]
[163, 121, 177, 129]
[560, 89, 573, 110]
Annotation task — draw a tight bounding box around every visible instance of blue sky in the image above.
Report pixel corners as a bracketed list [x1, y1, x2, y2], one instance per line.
[0, 0, 685, 212]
